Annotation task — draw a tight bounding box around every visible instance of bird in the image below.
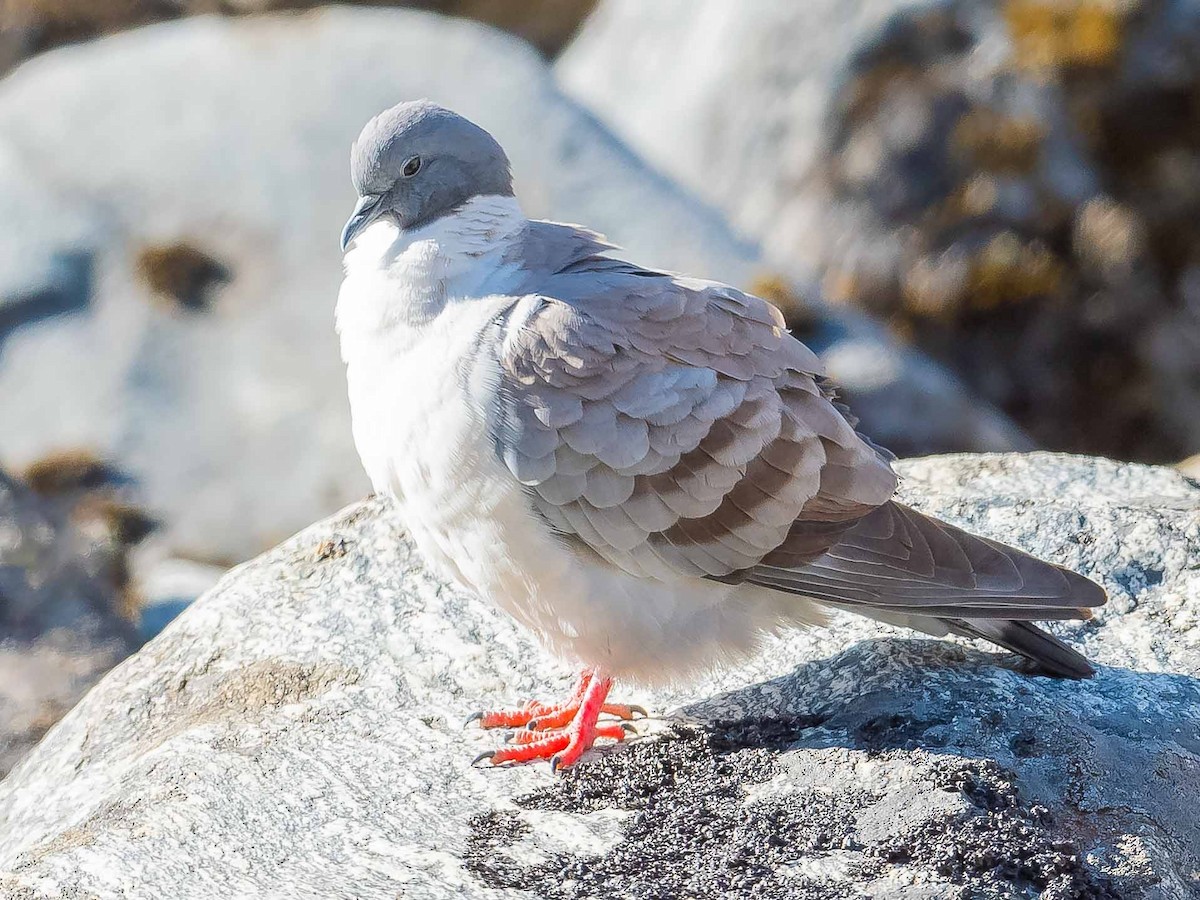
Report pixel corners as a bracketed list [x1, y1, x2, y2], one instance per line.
[335, 100, 1106, 772]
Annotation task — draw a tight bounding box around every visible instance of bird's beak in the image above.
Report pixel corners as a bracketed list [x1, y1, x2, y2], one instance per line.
[340, 194, 384, 253]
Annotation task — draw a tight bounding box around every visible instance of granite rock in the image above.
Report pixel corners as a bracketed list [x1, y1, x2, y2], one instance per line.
[0, 468, 141, 779]
[0, 0, 597, 73]
[0, 453, 1196, 899]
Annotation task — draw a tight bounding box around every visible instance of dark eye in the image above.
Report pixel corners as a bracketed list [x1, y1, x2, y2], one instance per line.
[402, 156, 422, 178]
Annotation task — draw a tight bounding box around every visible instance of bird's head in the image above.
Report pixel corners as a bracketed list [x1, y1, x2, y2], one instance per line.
[340, 100, 514, 252]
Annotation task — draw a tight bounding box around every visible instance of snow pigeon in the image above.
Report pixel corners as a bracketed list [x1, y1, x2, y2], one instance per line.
[336, 101, 1106, 771]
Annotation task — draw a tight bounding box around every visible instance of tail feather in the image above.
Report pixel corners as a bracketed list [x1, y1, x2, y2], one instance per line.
[740, 501, 1106, 677]
[944, 619, 1095, 679]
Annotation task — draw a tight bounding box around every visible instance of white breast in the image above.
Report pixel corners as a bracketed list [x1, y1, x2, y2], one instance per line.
[336, 198, 583, 626]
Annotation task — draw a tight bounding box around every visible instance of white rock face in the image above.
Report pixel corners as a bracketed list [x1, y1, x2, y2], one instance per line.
[0, 8, 1028, 600]
[558, 0, 924, 271]
[0, 454, 1196, 899]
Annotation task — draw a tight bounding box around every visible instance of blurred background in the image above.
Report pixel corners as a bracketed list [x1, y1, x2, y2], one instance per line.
[1, 0, 1198, 777]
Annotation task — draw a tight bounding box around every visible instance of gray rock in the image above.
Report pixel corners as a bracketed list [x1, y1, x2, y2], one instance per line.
[558, 0, 915, 261]
[0, 0, 598, 73]
[558, 0, 1200, 463]
[0, 8, 1028, 602]
[1, 453, 1196, 899]
[0, 469, 140, 779]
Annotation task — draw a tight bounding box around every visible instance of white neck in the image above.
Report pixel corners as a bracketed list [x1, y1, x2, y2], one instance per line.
[336, 194, 525, 338]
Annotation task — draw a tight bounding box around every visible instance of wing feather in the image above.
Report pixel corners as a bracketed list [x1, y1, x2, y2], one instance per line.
[484, 222, 1104, 678]
[491, 264, 894, 581]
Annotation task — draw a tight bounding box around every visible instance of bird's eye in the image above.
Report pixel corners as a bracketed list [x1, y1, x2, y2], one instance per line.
[402, 156, 422, 178]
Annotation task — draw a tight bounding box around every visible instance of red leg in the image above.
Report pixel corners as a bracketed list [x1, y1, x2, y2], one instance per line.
[466, 671, 593, 730]
[504, 722, 632, 746]
[466, 669, 646, 731]
[470, 670, 642, 771]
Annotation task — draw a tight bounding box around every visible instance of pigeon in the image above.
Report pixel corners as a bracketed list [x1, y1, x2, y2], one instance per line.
[336, 100, 1106, 771]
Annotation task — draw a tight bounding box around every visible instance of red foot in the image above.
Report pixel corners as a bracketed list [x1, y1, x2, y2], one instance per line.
[468, 670, 644, 771]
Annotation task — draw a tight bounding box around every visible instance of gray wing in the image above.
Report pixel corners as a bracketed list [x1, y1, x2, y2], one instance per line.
[489, 226, 1105, 676]
[490, 248, 899, 581]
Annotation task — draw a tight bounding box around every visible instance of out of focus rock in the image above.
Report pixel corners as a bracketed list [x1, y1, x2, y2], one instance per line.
[0, 0, 597, 70]
[560, 0, 1200, 463]
[0, 8, 1026, 591]
[0, 466, 141, 778]
[134, 557, 224, 640]
[416, 0, 599, 57]
[1180, 453, 1200, 479]
[0, 453, 1196, 898]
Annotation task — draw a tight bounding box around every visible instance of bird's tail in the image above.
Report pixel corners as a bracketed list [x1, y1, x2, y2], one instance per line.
[741, 501, 1106, 678]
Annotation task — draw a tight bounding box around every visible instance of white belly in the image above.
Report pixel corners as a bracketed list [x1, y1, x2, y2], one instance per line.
[343, 296, 545, 590]
[342, 291, 583, 630]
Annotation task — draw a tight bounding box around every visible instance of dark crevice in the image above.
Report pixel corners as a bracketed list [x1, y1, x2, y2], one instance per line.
[0, 250, 93, 344]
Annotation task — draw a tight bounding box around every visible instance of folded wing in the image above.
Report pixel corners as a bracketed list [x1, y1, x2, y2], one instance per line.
[491, 270, 893, 582]
[487, 227, 1105, 676]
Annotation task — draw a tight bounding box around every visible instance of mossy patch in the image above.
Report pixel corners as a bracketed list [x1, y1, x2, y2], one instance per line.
[135, 241, 231, 312]
[22, 449, 118, 497]
[1004, 0, 1125, 71]
[818, 0, 1200, 461]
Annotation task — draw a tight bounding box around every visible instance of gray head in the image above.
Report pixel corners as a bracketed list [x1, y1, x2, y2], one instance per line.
[340, 100, 514, 252]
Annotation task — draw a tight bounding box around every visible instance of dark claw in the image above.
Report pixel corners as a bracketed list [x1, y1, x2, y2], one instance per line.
[620, 722, 638, 734]
[525, 720, 542, 732]
[549, 755, 562, 775]
[471, 750, 495, 767]
[628, 705, 649, 719]
[502, 730, 515, 743]
[463, 712, 483, 729]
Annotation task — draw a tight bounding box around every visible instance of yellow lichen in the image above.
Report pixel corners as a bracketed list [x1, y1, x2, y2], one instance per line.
[967, 232, 1065, 309]
[903, 250, 972, 320]
[1179, 453, 1200, 478]
[961, 176, 1001, 217]
[1074, 196, 1145, 272]
[749, 273, 798, 309]
[953, 109, 1046, 173]
[22, 449, 111, 496]
[748, 273, 819, 330]
[820, 269, 864, 308]
[1004, 0, 1125, 71]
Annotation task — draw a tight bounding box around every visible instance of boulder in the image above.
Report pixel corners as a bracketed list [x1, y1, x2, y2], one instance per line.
[1180, 454, 1200, 480]
[0, 0, 597, 74]
[0, 468, 141, 779]
[0, 9, 1026, 606]
[1, 453, 1196, 899]
[559, 0, 1200, 464]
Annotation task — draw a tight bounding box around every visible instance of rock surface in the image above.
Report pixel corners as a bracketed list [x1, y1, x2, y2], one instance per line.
[0, 0, 597, 72]
[0, 467, 141, 779]
[560, 0, 1200, 463]
[1180, 453, 1200, 480]
[0, 9, 1025, 595]
[0, 453, 1196, 899]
